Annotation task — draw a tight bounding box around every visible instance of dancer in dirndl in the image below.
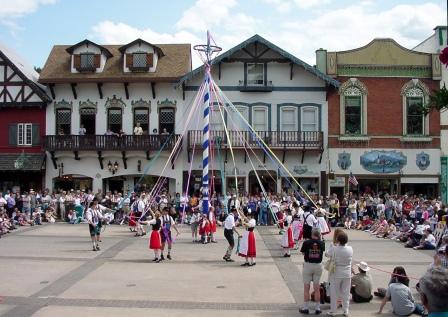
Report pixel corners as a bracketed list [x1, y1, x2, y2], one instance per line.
[238, 213, 257, 266]
[209, 206, 217, 243]
[315, 203, 331, 236]
[281, 211, 294, 257]
[147, 210, 162, 262]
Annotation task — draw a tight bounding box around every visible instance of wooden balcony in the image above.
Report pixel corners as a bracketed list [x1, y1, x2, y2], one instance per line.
[44, 134, 181, 152]
[187, 130, 323, 163]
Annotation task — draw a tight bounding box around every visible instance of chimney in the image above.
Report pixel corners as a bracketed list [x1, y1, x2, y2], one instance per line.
[315, 48, 327, 74]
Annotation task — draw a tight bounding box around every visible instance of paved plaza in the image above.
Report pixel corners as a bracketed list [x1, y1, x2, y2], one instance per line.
[0, 223, 434, 317]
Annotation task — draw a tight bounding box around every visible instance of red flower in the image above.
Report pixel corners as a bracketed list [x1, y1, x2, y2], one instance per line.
[439, 47, 448, 66]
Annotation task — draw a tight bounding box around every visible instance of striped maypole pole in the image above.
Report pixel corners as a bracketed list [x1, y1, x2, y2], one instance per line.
[194, 31, 221, 215]
[202, 64, 210, 215]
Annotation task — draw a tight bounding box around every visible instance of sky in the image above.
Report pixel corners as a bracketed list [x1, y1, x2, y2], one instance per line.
[0, 0, 446, 69]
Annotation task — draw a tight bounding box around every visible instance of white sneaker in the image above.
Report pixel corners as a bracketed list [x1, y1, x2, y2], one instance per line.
[343, 311, 349, 317]
[326, 312, 335, 316]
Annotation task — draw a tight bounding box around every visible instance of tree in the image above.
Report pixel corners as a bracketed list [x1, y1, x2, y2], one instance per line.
[34, 66, 42, 73]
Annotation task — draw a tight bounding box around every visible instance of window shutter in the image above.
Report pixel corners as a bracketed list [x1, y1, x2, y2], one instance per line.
[126, 54, 133, 68]
[94, 54, 101, 68]
[147, 53, 153, 67]
[32, 124, 40, 146]
[73, 54, 81, 69]
[9, 124, 17, 146]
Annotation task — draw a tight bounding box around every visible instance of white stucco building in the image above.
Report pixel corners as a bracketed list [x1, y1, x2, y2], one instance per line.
[39, 35, 339, 196]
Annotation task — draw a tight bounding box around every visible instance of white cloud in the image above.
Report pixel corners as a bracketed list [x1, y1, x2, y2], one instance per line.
[0, 0, 55, 18]
[262, 0, 291, 12]
[293, 0, 332, 9]
[175, 0, 237, 32]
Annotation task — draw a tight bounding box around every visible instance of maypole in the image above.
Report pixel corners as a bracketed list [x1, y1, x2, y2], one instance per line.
[194, 31, 222, 215]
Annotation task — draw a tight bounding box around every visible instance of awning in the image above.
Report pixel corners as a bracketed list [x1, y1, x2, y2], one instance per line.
[0, 153, 46, 171]
[400, 177, 439, 184]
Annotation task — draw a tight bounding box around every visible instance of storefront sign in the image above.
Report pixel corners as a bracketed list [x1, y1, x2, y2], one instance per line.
[360, 150, 407, 173]
[416, 152, 430, 170]
[337, 152, 351, 170]
[292, 165, 319, 176]
[329, 177, 345, 187]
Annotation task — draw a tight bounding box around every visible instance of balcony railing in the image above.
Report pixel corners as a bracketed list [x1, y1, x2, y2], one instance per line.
[187, 130, 323, 150]
[238, 80, 273, 92]
[44, 134, 181, 152]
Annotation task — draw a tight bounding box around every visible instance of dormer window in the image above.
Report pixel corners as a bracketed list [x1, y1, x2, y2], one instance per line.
[126, 52, 153, 71]
[73, 53, 100, 72]
[247, 63, 264, 86]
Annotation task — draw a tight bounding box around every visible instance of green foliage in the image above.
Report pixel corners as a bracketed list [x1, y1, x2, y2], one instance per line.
[419, 85, 448, 115]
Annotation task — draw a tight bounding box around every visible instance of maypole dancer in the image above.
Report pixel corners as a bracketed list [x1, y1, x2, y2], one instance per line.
[193, 31, 222, 216]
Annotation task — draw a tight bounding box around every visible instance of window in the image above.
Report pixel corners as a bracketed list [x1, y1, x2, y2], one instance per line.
[80, 53, 95, 70]
[134, 108, 149, 134]
[252, 107, 268, 131]
[247, 63, 264, 86]
[56, 108, 71, 135]
[406, 97, 424, 135]
[280, 107, 298, 131]
[228, 106, 249, 130]
[108, 108, 122, 133]
[344, 95, 362, 134]
[301, 107, 318, 132]
[80, 107, 96, 135]
[17, 123, 32, 146]
[133, 53, 147, 68]
[159, 108, 175, 134]
[210, 106, 224, 131]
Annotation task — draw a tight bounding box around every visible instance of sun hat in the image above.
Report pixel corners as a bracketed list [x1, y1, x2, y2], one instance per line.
[357, 261, 370, 272]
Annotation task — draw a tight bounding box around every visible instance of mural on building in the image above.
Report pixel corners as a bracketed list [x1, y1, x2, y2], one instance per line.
[337, 152, 351, 170]
[416, 152, 430, 170]
[360, 150, 407, 173]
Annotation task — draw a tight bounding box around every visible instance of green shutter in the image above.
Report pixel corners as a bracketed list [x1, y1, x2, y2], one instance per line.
[32, 124, 40, 145]
[9, 124, 17, 146]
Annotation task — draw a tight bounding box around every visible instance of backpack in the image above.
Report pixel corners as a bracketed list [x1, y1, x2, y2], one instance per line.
[303, 213, 313, 238]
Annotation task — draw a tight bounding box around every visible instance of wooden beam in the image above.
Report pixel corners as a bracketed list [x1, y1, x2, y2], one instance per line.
[124, 82, 129, 99]
[225, 58, 289, 63]
[218, 62, 221, 80]
[242, 47, 255, 58]
[49, 84, 56, 99]
[97, 83, 103, 99]
[151, 82, 156, 99]
[97, 151, 104, 169]
[50, 151, 57, 169]
[254, 41, 258, 57]
[319, 150, 323, 164]
[301, 150, 305, 164]
[290, 62, 293, 80]
[256, 47, 270, 59]
[122, 151, 128, 169]
[71, 83, 77, 99]
[182, 82, 185, 100]
[146, 150, 150, 160]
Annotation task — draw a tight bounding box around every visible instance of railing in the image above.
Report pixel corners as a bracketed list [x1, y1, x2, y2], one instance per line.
[187, 130, 323, 150]
[237, 80, 274, 92]
[44, 134, 181, 151]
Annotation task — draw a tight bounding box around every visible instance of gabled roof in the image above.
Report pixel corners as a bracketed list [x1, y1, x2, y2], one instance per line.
[66, 39, 113, 58]
[39, 44, 191, 84]
[118, 38, 165, 57]
[177, 34, 340, 88]
[0, 42, 51, 103]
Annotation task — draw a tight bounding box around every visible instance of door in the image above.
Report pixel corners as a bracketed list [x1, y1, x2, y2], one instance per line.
[80, 108, 96, 135]
[108, 179, 124, 193]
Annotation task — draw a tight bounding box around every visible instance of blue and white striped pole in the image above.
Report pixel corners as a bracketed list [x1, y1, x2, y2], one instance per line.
[202, 67, 210, 215]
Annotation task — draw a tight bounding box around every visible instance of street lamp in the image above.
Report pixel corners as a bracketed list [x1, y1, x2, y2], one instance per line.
[108, 160, 119, 175]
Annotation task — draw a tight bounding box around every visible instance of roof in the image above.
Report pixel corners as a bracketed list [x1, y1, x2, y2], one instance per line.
[66, 39, 113, 58]
[118, 38, 165, 57]
[39, 43, 191, 84]
[177, 34, 340, 88]
[0, 153, 45, 171]
[0, 42, 51, 103]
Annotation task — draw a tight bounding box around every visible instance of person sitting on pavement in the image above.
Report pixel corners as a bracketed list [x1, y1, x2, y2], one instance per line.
[350, 261, 373, 303]
[378, 266, 427, 316]
[414, 228, 437, 250]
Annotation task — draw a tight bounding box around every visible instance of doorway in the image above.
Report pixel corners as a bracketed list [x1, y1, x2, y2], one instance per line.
[249, 170, 277, 194]
[108, 179, 124, 193]
[80, 108, 96, 135]
[329, 187, 344, 202]
[159, 108, 175, 134]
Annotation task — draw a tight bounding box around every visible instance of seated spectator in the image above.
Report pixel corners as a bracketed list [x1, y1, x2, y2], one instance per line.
[372, 216, 389, 236]
[378, 266, 426, 316]
[357, 215, 373, 230]
[32, 208, 42, 225]
[414, 228, 437, 250]
[417, 268, 448, 315]
[67, 209, 78, 224]
[45, 207, 56, 223]
[431, 248, 448, 270]
[351, 261, 373, 303]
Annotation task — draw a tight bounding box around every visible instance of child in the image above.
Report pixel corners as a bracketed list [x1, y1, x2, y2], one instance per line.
[209, 207, 217, 243]
[199, 214, 211, 244]
[190, 209, 200, 242]
[238, 213, 257, 266]
[315, 204, 330, 237]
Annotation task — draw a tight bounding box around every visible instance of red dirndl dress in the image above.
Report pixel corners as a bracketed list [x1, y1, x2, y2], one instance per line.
[285, 227, 294, 248]
[209, 213, 217, 233]
[277, 212, 284, 229]
[247, 229, 256, 257]
[149, 230, 161, 250]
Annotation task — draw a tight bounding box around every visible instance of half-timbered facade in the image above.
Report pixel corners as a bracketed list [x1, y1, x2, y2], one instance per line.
[0, 43, 51, 192]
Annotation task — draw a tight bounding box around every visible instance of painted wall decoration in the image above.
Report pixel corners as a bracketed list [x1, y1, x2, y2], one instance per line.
[360, 150, 407, 173]
[337, 152, 351, 170]
[416, 152, 430, 170]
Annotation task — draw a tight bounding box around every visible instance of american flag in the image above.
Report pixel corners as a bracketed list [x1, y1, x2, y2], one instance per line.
[348, 172, 359, 186]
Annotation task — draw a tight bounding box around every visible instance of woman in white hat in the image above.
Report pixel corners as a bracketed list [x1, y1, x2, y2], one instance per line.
[351, 261, 373, 303]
